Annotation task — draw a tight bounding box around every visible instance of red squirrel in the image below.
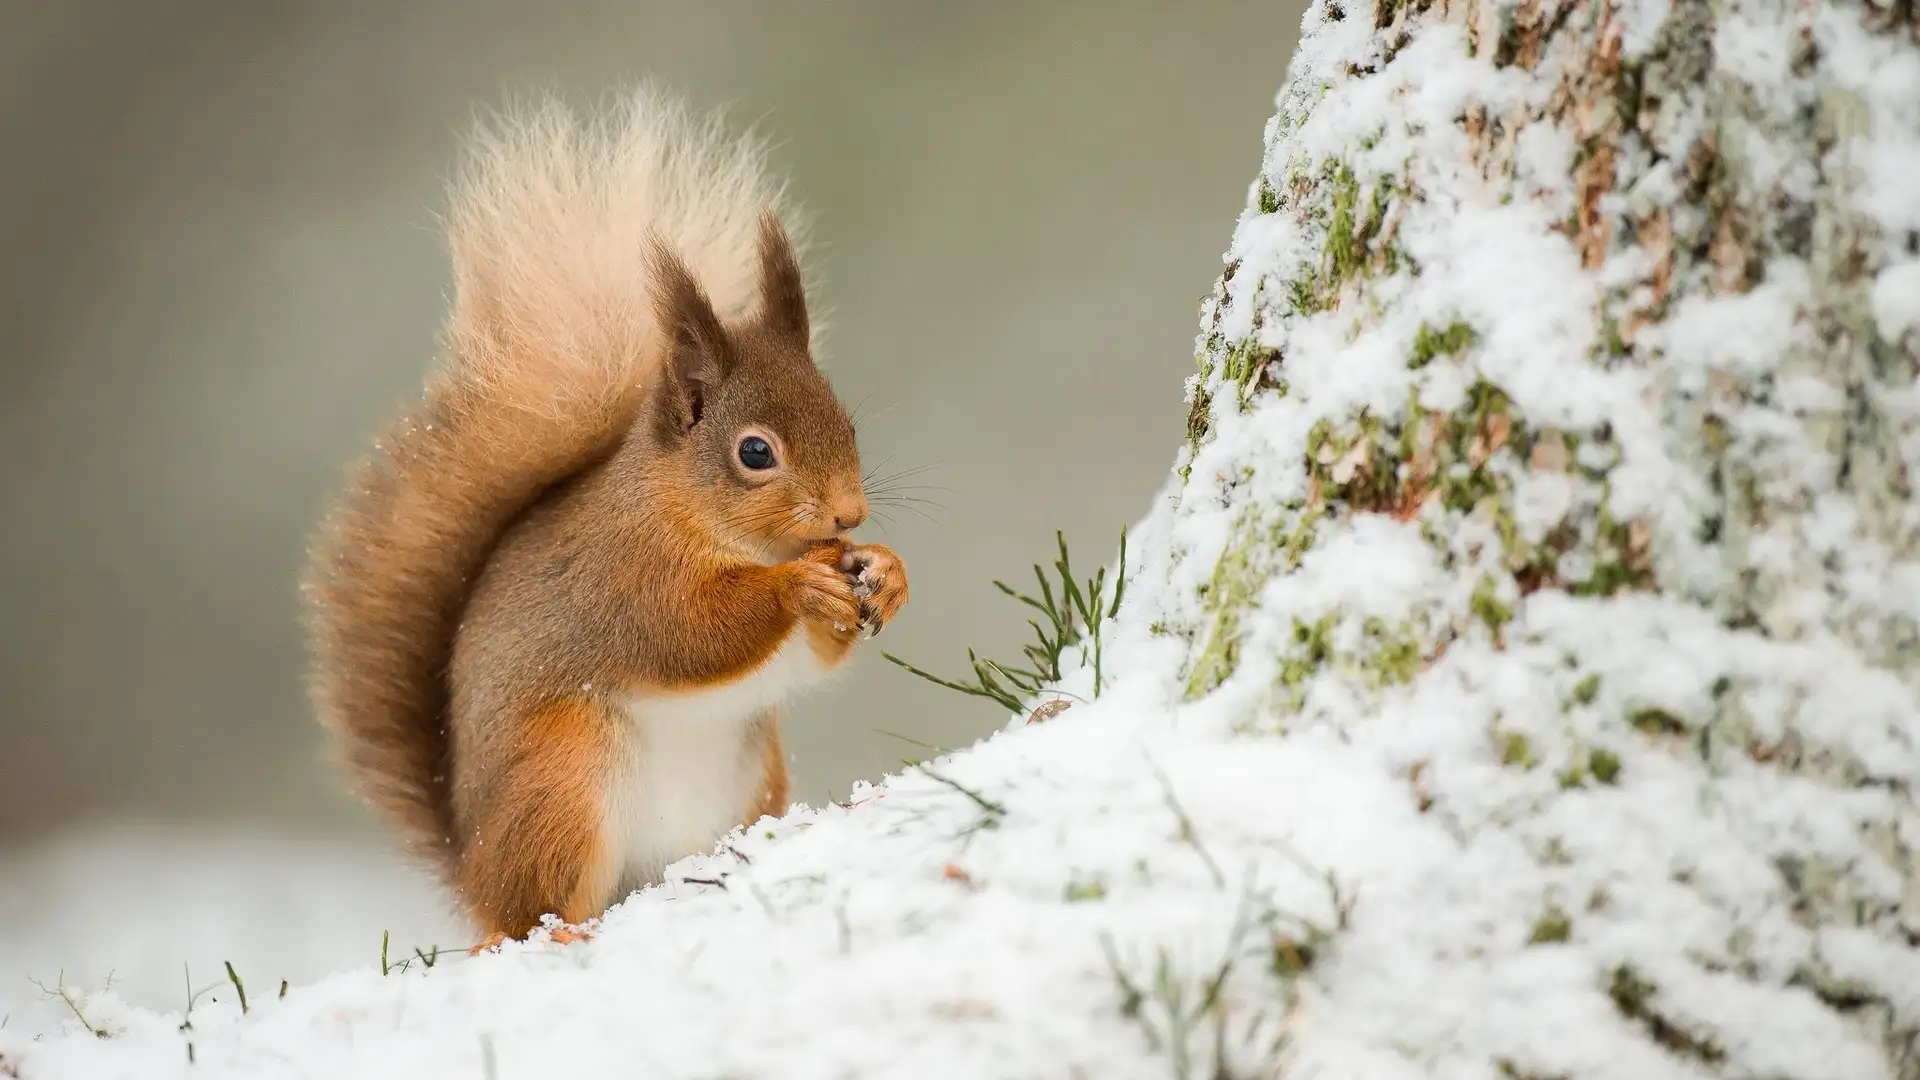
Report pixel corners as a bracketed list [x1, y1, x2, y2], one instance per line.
[301, 89, 908, 950]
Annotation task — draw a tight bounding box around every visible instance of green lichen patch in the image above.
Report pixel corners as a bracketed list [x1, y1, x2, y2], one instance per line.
[1307, 412, 1406, 515]
[1257, 180, 1282, 215]
[1628, 707, 1686, 736]
[1409, 385, 1654, 604]
[1360, 616, 1424, 686]
[1272, 614, 1333, 711]
[1472, 575, 1516, 640]
[1286, 163, 1403, 315]
[1557, 745, 1623, 788]
[1186, 510, 1288, 699]
[1307, 386, 1521, 523]
[1408, 320, 1478, 369]
[1566, 506, 1654, 597]
[1182, 329, 1223, 458]
[1403, 379, 1537, 526]
[1572, 673, 1602, 706]
[1327, 165, 1370, 284]
[1528, 906, 1573, 944]
[1608, 966, 1727, 1064]
[1270, 609, 1436, 711]
[1184, 493, 1356, 701]
[1281, 504, 1325, 568]
[1277, 371, 1659, 711]
[1185, 381, 1214, 446]
[1187, 160, 1412, 473]
[1286, 277, 1321, 317]
[1221, 339, 1282, 408]
[1064, 876, 1108, 903]
[1500, 730, 1537, 769]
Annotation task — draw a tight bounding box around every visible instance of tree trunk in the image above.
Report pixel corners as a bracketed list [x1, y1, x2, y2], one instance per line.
[1147, 0, 1920, 1072]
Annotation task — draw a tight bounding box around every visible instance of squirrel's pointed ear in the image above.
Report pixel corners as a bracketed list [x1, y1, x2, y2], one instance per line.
[755, 210, 809, 347]
[648, 237, 733, 440]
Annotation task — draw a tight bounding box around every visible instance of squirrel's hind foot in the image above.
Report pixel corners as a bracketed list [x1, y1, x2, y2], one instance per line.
[469, 919, 598, 955]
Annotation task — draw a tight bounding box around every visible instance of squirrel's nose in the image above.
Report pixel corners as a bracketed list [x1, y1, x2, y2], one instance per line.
[832, 499, 868, 532]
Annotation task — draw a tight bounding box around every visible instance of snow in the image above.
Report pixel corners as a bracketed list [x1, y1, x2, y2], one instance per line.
[1874, 258, 1920, 341]
[0, 826, 456, 1038]
[8, 0, 1919, 1076]
[0, 685, 1373, 1079]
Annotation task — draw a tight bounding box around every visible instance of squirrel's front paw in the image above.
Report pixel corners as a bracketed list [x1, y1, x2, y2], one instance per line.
[838, 543, 909, 637]
[787, 545, 863, 634]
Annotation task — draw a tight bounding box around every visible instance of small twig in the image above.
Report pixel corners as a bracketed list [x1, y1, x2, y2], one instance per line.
[1147, 757, 1226, 888]
[883, 652, 1024, 713]
[1198, 883, 1258, 1015]
[278, 979, 289, 1001]
[879, 727, 953, 769]
[381, 930, 392, 976]
[915, 764, 1007, 817]
[480, 1033, 499, 1080]
[223, 961, 249, 1015]
[1104, 879, 1270, 1080]
[179, 964, 195, 1033]
[1263, 835, 1355, 930]
[180, 965, 222, 1023]
[30, 974, 107, 1039]
[1097, 934, 1150, 1028]
[678, 876, 728, 890]
[1330, 872, 1357, 931]
[746, 880, 779, 921]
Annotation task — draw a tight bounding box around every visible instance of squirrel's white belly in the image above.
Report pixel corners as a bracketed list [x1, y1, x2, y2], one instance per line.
[605, 628, 831, 897]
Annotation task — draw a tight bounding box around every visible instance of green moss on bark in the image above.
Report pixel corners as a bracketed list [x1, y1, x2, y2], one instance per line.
[1186, 511, 1283, 698]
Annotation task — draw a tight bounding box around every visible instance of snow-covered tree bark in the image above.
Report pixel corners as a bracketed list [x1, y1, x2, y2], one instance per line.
[6, 3, 1918, 1078]
[1144, 0, 1920, 1072]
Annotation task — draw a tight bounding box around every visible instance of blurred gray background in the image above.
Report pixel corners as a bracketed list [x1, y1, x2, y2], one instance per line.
[0, 0, 1302, 1018]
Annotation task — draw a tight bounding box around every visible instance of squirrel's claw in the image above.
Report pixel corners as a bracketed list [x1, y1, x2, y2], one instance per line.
[841, 543, 907, 638]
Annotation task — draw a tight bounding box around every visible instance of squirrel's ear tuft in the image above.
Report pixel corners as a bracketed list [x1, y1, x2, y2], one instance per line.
[648, 236, 733, 440]
[755, 210, 810, 348]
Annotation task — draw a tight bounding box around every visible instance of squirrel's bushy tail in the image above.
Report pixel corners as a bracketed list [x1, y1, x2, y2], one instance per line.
[303, 86, 789, 882]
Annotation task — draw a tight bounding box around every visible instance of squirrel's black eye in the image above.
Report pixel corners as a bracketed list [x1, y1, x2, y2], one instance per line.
[738, 435, 776, 470]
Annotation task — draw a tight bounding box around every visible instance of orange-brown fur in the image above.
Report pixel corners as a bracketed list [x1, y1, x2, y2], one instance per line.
[457, 697, 619, 936]
[749, 710, 791, 824]
[303, 89, 906, 947]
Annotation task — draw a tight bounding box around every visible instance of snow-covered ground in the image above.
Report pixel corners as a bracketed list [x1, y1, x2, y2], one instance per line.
[0, 826, 457, 1038]
[0, 644, 1383, 1079]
